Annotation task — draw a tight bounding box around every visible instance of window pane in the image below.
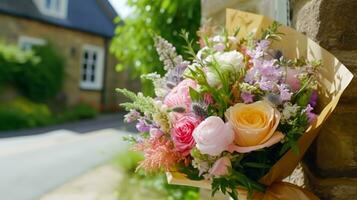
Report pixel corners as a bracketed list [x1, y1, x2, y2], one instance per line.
[21, 43, 32, 51]
[82, 73, 87, 81]
[92, 53, 97, 61]
[45, 0, 52, 9]
[91, 75, 95, 82]
[84, 51, 88, 59]
[54, 0, 60, 10]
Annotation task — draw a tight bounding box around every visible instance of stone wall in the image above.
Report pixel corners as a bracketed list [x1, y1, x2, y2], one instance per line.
[0, 14, 127, 111]
[292, 0, 357, 199]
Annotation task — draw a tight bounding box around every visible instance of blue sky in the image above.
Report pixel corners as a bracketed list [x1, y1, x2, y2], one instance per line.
[109, 0, 133, 18]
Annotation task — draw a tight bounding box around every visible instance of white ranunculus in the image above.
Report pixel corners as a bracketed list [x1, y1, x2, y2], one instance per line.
[215, 50, 244, 72]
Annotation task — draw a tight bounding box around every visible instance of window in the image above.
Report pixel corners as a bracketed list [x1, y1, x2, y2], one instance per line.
[18, 36, 46, 51]
[274, 0, 290, 26]
[34, 0, 68, 19]
[80, 45, 105, 90]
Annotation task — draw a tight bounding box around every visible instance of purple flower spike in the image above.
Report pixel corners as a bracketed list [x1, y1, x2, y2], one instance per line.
[305, 104, 317, 124]
[124, 110, 141, 123]
[278, 84, 292, 102]
[136, 119, 151, 132]
[309, 90, 318, 107]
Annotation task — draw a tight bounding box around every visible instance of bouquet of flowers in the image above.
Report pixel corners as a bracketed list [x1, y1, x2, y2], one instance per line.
[117, 9, 353, 200]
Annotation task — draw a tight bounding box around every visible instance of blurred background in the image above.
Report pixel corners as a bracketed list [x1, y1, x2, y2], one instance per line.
[0, 0, 355, 200]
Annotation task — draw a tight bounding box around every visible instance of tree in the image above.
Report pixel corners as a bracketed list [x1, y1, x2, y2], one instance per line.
[110, 0, 201, 94]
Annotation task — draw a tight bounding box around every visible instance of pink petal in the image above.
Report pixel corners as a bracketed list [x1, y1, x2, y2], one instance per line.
[227, 131, 284, 153]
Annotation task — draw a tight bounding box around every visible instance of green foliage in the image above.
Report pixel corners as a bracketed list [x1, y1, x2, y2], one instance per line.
[110, 0, 201, 94]
[15, 43, 65, 102]
[113, 151, 199, 200]
[56, 103, 98, 123]
[0, 100, 97, 131]
[0, 41, 39, 85]
[116, 88, 157, 114]
[0, 41, 64, 102]
[0, 98, 53, 131]
[212, 170, 266, 200]
[278, 110, 309, 155]
[113, 151, 144, 174]
[261, 21, 284, 41]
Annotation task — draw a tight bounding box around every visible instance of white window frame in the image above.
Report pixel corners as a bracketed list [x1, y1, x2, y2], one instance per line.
[34, 0, 68, 19]
[18, 36, 46, 51]
[274, 0, 290, 26]
[80, 44, 105, 90]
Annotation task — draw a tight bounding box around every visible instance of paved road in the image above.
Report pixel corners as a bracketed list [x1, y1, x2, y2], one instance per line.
[0, 114, 135, 200]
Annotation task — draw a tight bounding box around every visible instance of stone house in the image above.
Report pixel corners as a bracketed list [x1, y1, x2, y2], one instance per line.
[0, 0, 127, 111]
[202, 0, 357, 199]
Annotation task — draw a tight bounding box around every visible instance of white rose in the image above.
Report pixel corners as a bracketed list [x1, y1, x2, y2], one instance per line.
[215, 50, 244, 72]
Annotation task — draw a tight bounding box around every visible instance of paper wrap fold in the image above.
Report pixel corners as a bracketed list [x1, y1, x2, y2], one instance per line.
[167, 9, 353, 199]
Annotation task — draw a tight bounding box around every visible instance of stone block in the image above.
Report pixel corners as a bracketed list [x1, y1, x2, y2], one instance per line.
[303, 164, 357, 200]
[315, 106, 357, 177]
[291, 0, 322, 40]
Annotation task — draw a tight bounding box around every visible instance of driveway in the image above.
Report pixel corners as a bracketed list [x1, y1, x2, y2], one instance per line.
[0, 113, 135, 200]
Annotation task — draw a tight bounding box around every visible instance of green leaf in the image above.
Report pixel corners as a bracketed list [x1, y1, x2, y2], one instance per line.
[189, 87, 202, 102]
[115, 63, 125, 72]
[242, 162, 271, 169]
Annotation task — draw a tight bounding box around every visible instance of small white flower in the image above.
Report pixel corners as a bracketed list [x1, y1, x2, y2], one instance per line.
[239, 82, 259, 93]
[206, 68, 221, 87]
[281, 102, 300, 122]
[212, 35, 224, 43]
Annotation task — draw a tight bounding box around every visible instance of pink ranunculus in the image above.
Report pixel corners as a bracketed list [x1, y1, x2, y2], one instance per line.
[193, 116, 234, 156]
[209, 157, 231, 177]
[285, 68, 301, 92]
[164, 79, 197, 110]
[171, 115, 201, 156]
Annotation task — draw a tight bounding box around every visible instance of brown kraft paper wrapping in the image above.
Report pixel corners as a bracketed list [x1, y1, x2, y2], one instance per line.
[167, 9, 354, 200]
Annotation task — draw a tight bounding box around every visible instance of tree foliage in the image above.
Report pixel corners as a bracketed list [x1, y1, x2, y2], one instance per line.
[110, 0, 201, 93]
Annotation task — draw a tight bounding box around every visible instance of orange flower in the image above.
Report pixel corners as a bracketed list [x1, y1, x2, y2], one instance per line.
[225, 101, 284, 153]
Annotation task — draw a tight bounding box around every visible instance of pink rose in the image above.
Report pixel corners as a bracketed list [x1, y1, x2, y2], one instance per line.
[171, 115, 201, 156]
[164, 79, 197, 110]
[193, 116, 234, 156]
[209, 157, 231, 177]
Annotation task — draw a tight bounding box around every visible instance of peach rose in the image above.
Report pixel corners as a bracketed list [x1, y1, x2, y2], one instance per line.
[225, 101, 284, 153]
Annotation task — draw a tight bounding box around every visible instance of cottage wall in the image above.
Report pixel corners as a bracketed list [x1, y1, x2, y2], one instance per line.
[0, 13, 125, 111]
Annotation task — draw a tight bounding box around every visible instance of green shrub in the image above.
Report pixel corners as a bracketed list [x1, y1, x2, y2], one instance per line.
[57, 103, 98, 122]
[0, 41, 38, 85]
[0, 98, 53, 131]
[0, 41, 64, 102]
[113, 151, 144, 174]
[0, 106, 31, 130]
[15, 43, 64, 102]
